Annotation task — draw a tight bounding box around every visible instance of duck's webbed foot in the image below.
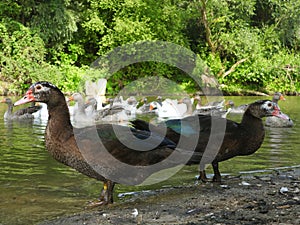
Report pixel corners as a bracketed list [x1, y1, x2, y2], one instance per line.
[198, 170, 209, 182]
[86, 180, 115, 208]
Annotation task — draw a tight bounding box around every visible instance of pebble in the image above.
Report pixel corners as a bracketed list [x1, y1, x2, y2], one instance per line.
[259, 177, 271, 181]
[279, 187, 289, 194]
[220, 184, 230, 189]
[240, 181, 251, 186]
[293, 187, 299, 193]
[132, 208, 138, 217]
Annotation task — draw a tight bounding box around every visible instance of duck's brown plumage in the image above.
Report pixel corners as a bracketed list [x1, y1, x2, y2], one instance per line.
[14, 81, 284, 204]
[132, 100, 284, 182]
[14, 81, 187, 205]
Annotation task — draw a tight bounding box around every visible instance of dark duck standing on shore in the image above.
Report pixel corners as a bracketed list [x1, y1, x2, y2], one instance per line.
[14, 81, 286, 204]
[265, 92, 293, 128]
[14, 81, 196, 205]
[132, 99, 286, 182]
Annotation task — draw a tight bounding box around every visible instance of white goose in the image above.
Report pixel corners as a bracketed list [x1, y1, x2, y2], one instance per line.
[149, 98, 187, 119]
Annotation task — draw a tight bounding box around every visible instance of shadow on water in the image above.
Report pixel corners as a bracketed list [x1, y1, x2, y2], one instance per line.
[0, 96, 299, 224]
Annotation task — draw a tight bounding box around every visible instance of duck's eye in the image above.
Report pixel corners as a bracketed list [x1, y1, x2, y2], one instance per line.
[267, 102, 272, 107]
[36, 85, 42, 90]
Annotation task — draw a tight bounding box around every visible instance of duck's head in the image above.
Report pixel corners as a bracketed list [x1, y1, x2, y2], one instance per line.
[14, 81, 63, 107]
[68, 93, 84, 103]
[178, 97, 192, 105]
[85, 97, 97, 107]
[225, 100, 234, 107]
[273, 92, 286, 102]
[0, 98, 12, 105]
[246, 100, 288, 119]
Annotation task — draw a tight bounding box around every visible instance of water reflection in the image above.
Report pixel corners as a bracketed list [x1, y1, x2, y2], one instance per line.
[264, 127, 295, 165]
[0, 96, 299, 224]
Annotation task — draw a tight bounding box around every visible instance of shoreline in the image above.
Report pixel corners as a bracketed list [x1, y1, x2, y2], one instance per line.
[40, 166, 300, 225]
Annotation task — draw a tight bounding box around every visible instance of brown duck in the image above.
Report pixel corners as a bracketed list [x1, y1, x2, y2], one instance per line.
[14, 81, 285, 205]
[131, 99, 286, 182]
[14, 81, 195, 205]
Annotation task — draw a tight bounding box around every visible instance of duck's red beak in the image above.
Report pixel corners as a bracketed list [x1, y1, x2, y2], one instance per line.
[14, 89, 35, 106]
[272, 105, 289, 120]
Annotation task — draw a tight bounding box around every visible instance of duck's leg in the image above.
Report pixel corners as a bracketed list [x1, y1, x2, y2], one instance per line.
[87, 180, 115, 207]
[99, 180, 115, 204]
[212, 162, 222, 183]
[198, 170, 208, 182]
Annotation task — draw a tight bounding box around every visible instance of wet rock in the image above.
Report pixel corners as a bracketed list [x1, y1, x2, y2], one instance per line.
[257, 199, 269, 214]
[220, 184, 230, 189]
[267, 190, 277, 196]
[39, 168, 300, 225]
[186, 208, 202, 215]
[279, 187, 289, 194]
[240, 181, 251, 186]
[258, 176, 272, 181]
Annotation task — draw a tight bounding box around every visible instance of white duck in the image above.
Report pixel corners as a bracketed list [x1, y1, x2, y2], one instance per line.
[149, 97, 187, 119]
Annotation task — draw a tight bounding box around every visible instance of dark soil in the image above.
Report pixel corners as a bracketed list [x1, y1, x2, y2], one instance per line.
[40, 167, 300, 225]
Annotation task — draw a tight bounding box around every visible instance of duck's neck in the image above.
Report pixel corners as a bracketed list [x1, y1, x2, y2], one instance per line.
[47, 100, 74, 141]
[197, 101, 202, 107]
[185, 102, 193, 116]
[239, 109, 265, 155]
[241, 110, 264, 132]
[77, 99, 86, 115]
[6, 103, 13, 116]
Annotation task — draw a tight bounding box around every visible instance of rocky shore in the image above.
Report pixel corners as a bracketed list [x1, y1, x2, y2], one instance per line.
[40, 166, 300, 225]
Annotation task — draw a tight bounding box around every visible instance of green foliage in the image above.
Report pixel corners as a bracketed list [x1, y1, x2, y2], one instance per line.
[265, 0, 300, 49]
[0, 0, 300, 95]
[263, 50, 300, 94]
[30, 0, 78, 49]
[0, 19, 46, 93]
[191, 0, 300, 94]
[0, 19, 85, 94]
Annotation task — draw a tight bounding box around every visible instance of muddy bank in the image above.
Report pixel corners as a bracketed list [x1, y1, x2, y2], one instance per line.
[40, 167, 300, 225]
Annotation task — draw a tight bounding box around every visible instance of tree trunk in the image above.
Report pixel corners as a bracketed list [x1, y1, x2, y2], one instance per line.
[200, 0, 216, 53]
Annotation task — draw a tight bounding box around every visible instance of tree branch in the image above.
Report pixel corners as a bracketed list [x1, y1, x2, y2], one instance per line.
[221, 58, 248, 78]
[199, 0, 216, 53]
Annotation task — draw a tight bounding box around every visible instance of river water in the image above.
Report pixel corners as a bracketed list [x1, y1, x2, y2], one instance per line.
[0, 96, 299, 224]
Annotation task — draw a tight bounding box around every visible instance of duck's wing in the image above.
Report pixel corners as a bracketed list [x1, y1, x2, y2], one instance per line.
[73, 123, 183, 185]
[94, 105, 125, 120]
[14, 105, 42, 116]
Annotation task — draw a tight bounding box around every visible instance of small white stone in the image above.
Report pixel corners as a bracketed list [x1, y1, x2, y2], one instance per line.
[240, 181, 251, 186]
[279, 187, 288, 194]
[132, 208, 139, 217]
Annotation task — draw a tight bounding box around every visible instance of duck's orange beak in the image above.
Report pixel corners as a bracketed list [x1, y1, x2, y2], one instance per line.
[68, 96, 74, 102]
[0, 99, 5, 103]
[14, 89, 35, 106]
[279, 95, 286, 101]
[149, 104, 154, 111]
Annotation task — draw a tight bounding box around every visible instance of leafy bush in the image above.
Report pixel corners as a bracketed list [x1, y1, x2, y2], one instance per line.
[0, 19, 46, 93]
